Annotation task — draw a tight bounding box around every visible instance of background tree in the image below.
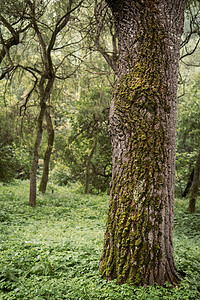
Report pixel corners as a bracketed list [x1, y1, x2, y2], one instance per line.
[189, 151, 200, 212]
[26, 0, 86, 207]
[87, 0, 118, 73]
[38, 109, 54, 193]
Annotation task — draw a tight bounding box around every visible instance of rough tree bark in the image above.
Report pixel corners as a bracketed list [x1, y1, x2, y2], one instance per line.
[39, 109, 54, 194]
[100, 0, 185, 286]
[188, 151, 200, 213]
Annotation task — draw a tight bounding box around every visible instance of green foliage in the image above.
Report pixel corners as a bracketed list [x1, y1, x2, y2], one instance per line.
[0, 180, 199, 299]
[56, 75, 112, 194]
[0, 81, 34, 182]
[0, 128, 31, 183]
[49, 163, 71, 186]
[0, 111, 30, 182]
[176, 70, 200, 195]
[0, 144, 16, 182]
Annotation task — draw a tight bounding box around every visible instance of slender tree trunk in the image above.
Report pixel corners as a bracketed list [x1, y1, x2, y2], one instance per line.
[29, 101, 46, 207]
[29, 77, 54, 207]
[39, 110, 54, 194]
[182, 169, 194, 198]
[189, 151, 200, 213]
[85, 136, 97, 194]
[100, 0, 185, 286]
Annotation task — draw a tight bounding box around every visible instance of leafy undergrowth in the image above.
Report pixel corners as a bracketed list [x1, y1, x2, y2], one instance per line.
[0, 180, 199, 299]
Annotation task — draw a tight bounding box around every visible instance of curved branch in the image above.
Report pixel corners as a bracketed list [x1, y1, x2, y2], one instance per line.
[18, 67, 38, 115]
[180, 37, 200, 60]
[48, 0, 85, 54]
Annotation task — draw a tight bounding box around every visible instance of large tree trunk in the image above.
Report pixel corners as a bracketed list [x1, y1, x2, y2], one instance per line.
[100, 0, 185, 286]
[188, 151, 200, 213]
[39, 110, 54, 194]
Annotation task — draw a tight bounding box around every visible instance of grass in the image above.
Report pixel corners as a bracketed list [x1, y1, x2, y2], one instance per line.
[0, 180, 199, 299]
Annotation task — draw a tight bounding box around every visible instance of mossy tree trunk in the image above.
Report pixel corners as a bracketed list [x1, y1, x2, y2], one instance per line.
[100, 0, 185, 286]
[39, 109, 54, 194]
[188, 151, 200, 213]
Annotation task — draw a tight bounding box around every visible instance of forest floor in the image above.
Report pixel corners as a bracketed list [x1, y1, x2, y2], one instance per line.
[0, 180, 199, 299]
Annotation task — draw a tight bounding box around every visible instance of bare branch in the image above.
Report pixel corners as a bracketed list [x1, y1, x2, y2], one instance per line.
[25, 0, 48, 72]
[47, 0, 85, 54]
[180, 37, 200, 60]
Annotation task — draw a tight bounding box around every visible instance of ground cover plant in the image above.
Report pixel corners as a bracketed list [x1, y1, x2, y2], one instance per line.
[0, 180, 199, 299]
